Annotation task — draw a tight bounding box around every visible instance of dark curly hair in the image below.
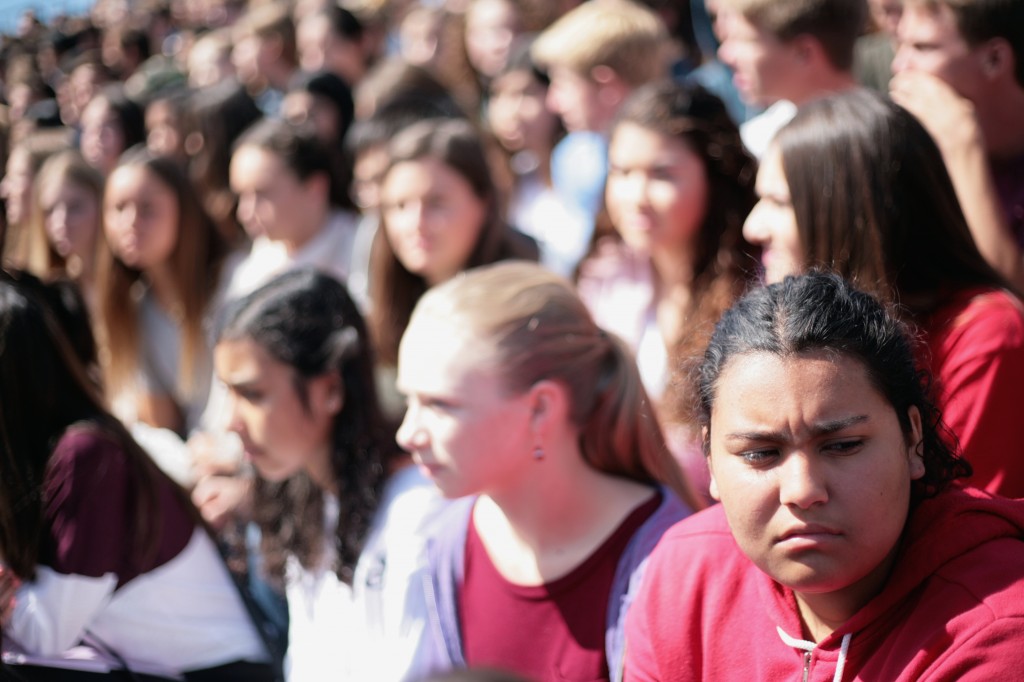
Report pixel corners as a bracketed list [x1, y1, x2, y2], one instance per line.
[696, 271, 972, 502]
[610, 80, 758, 424]
[218, 268, 394, 585]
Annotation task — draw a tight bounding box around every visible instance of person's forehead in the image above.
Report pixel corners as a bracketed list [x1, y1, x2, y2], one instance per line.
[901, 1, 963, 39]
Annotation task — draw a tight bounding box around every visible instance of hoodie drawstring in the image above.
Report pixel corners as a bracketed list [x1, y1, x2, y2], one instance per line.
[776, 626, 853, 682]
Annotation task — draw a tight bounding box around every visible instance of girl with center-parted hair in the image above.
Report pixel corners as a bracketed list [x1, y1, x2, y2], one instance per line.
[213, 268, 446, 682]
[395, 261, 701, 682]
[741, 88, 1024, 497]
[0, 275, 272, 679]
[625, 272, 1024, 681]
[97, 146, 229, 437]
[577, 80, 757, 498]
[370, 117, 538, 371]
[26, 150, 104, 315]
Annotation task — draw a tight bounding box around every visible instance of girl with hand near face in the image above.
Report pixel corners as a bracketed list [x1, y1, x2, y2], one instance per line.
[0, 276, 272, 679]
[370, 117, 538, 369]
[626, 272, 1024, 681]
[97, 148, 229, 437]
[396, 261, 701, 682]
[213, 268, 445, 682]
[577, 81, 757, 498]
[742, 88, 1024, 498]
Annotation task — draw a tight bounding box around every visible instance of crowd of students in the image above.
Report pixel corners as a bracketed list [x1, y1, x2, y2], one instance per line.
[0, 0, 1023, 679]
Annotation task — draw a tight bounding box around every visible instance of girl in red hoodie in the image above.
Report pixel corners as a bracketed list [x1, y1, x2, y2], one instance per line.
[626, 272, 1024, 681]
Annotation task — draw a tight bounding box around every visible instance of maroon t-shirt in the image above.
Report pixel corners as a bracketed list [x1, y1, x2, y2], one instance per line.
[459, 492, 661, 681]
[41, 426, 194, 586]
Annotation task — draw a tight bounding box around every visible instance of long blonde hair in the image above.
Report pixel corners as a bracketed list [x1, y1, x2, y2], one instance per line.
[26, 150, 104, 280]
[414, 261, 701, 509]
[96, 148, 227, 405]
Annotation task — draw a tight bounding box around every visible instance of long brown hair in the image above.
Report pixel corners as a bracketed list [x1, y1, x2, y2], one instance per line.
[608, 80, 758, 423]
[0, 274, 192, 579]
[369, 117, 537, 365]
[775, 88, 1012, 317]
[26, 150, 104, 280]
[96, 147, 228, 408]
[413, 261, 703, 510]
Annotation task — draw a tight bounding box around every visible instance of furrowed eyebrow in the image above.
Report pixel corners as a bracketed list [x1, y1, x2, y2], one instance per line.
[723, 415, 869, 442]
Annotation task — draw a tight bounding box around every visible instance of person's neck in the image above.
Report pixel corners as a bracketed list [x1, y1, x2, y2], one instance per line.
[266, 65, 295, 93]
[144, 261, 181, 317]
[309, 445, 339, 497]
[793, 542, 900, 642]
[650, 246, 695, 296]
[476, 435, 653, 583]
[787, 71, 857, 107]
[282, 205, 330, 256]
[976, 88, 1024, 161]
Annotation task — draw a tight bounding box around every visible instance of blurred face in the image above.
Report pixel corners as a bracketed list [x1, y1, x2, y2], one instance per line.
[40, 176, 101, 262]
[230, 145, 321, 242]
[718, 10, 801, 106]
[67, 65, 105, 126]
[707, 351, 924, 613]
[297, 14, 365, 85]
[80, 98, 126, 175]
[545, 66, 604, 133]
[381, 157, 488, 286]
[352, 144, 388, 213]
[146, 100, 184, 159]
[892, 3, 984, 101]
[216, 338, 337, 487]
[488, 69, 558, 154]
[0, 149, 34, 227]
[282, 91, 341, 143]
[465, 0, 519, 80]
[188, 39, 234, 89]
[104, 165, 179, 270]
[869, 0, 903, 37]
[231, 34, 263, 87]
[743, 145, 802, 283]
[606, 122, 709, 254]
[396, 313, 532, 499]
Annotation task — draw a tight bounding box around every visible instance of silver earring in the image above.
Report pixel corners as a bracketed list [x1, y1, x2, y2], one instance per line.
[532, 446, 544, 461]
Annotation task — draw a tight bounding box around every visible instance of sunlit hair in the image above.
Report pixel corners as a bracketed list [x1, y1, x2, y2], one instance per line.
[1, 130, 72, 264]
[218, 268, 394, 585]
[369, 117, 536, 365]
[697, 271, 972, 501]
[96, 147, 228, 407]
[413, 261, 702, 509]
[531, 0, 670, 86]
[27, 150, 103, 279]
[610, 80, 757, 423]
[774, 88, 1009, 315]
[719, 0, 866, 70]
[0, 274, 181, 579]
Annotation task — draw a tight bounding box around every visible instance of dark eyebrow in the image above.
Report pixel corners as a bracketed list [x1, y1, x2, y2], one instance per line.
[223, 378, 259, 392]
[723, 415, 869, 443]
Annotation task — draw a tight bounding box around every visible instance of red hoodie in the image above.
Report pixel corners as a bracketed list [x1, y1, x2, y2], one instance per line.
[625, 487, 1024, 681]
